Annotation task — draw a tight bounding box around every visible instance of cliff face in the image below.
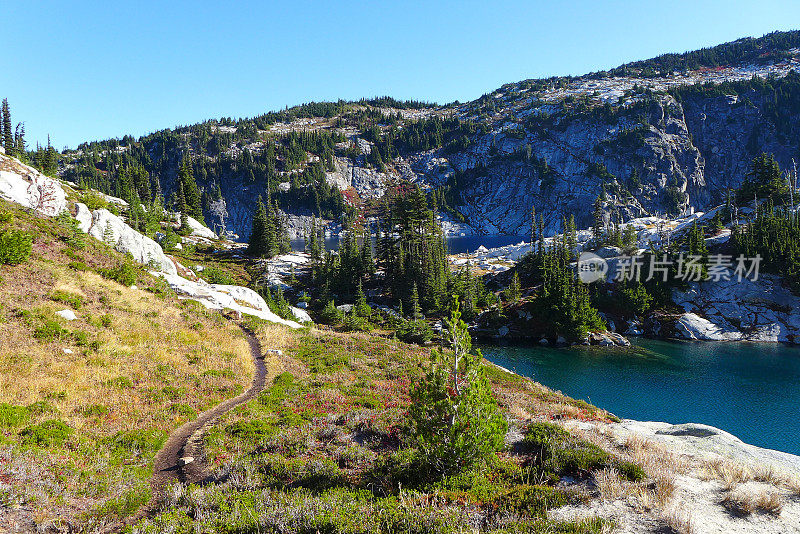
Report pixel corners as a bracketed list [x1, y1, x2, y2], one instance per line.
[61, 42, 800, 240]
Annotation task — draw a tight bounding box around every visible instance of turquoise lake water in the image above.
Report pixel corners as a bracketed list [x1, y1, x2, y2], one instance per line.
[480, 338, 800, 456]
[290, 235, 528, 254]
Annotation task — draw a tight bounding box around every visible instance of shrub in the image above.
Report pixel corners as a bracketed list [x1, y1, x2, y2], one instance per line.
[0, 403, 30, 427]
[82, 191, 109, 211]
[34, 319, 70, 341]
[49, 289, 85, 309]
[19, 420, 73, 447]
[56, 211, 86, 249]
[107, 429, 168, 455]
[100, 259, 139, 286]
[317, 300, 342, 325]
[93, 483, 151, 520]
[343, 309, 373, 332]
[395, 318, 433, 345]
[408, 301, 507, 476]
[82, 404, 109, 417]
[200, 265, 235, 285]
[68, 260, 89, 271]
[521, 422, 644, 483]
[0, 229, 32, 265]
[226, 419, 277, 443]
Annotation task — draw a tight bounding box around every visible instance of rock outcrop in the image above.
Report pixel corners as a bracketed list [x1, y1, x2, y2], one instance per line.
[82, 207, 177, 275]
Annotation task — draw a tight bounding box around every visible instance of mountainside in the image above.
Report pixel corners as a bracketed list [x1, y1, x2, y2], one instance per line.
[59, 31, 800, 239]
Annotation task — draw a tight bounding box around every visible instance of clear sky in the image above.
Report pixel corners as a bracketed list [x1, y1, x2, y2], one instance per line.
[4, 1, 799, 149]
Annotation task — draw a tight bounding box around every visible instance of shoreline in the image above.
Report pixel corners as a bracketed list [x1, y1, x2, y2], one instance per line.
[485, 360, 800, 477]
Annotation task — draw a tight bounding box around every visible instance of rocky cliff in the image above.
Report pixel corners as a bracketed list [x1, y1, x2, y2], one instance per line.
[60, 33, 800, 241]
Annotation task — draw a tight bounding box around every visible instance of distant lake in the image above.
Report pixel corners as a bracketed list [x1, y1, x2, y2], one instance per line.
[481, 338, 800, 456]
[290, 235, 528, 255]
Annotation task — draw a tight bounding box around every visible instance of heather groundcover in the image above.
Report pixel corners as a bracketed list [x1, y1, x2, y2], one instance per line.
[134, 322, 624, 533]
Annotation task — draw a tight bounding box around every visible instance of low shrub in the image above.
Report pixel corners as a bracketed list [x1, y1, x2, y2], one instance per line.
[226, 419, 277, 443]
[200, 265, 236, 285]
[107, 429, 168, 455]
[34, 319, 70, 341]
[342, 310, 373, 332]
[317, 300, 342, 325]
[521, 422, 645, 483]
[93, 483, 151, 520]
[0, 229, 33, 265]
[50, 289, 85, 309]
[19, 420, 73, 447]
[395, 318, 433, 345]
[100, 259, 139, 286]
[0, 403, 30, 427]
[82, 404, 109, 417]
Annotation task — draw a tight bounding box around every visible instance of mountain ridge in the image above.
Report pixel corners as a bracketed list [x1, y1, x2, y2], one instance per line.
[57, 30, 800, 239]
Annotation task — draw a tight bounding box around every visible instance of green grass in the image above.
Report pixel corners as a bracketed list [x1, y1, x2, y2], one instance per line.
[521, 422, 645, 482]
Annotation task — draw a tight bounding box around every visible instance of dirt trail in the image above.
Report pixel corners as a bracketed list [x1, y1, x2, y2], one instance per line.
[114, 324, 267, 531]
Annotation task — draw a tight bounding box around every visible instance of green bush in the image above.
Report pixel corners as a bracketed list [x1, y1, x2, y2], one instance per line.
[342, 310, 373, 332]
[317, 300, 342, 325]
[49, 289, 85, 309]
[82, 404, 109, 417]
[0, 403, 30, 427]
[34, 319, 70, 341]
[521, 422, 645, 483]
[226, 419, 277, 443]
[19, 420, 73, 447]
[93, 483, 151, 520]
[408, 301, 507, 476]
[107, 429, 168, 455]
[100, 260, 139, 286]
[200, 265, 235, 285]
[0, 229, 32, 265]
[82, 191, 109, 211]
[56, 212, 86, 249]
[395, 318, 433, 345]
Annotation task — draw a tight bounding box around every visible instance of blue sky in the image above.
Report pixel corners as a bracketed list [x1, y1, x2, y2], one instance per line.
[3, 1, 799, 149]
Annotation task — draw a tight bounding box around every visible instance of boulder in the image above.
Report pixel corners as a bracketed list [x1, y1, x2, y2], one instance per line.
[0, 166, 67, 217]
[291, 306, 312, 323]
[85, 209, 177, 275]
[56, 310, 77, 321]
[674, 312, 740, 341]
[75, 202, 92, 232]
[184, 216, 218, 240]
[157, 273, 301, 329]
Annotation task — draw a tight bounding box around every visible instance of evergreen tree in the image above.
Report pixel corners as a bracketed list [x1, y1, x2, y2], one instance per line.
[507, 271, 522, 303]
[248, 195, 271, 257]
[592, 194, 605, 240]
[409, 299, 507, 475]
[2, 99, 12, 155]
[178, 154, 203, 223]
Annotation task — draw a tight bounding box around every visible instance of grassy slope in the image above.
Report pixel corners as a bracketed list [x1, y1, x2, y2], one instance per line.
[0, 199, 253, 529]
[134, 322, 626, 533]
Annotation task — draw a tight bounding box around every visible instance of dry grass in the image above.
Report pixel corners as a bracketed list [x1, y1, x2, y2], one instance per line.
[698, 458, 753, 490]
[594, 468, 625, 501]
[0, 202, 256, 526]
[660, 507, 695, 534]
[721, 487, 783, 517]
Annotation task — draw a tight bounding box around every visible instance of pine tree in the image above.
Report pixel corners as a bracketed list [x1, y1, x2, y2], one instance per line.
[409, 299, 507, 475]
[178, 154, 203, 223]
[592, 194, 605, 240]
[248, 195, 270, 257]
[507, 271, 521, 303]
[2, 99, 13, 155]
